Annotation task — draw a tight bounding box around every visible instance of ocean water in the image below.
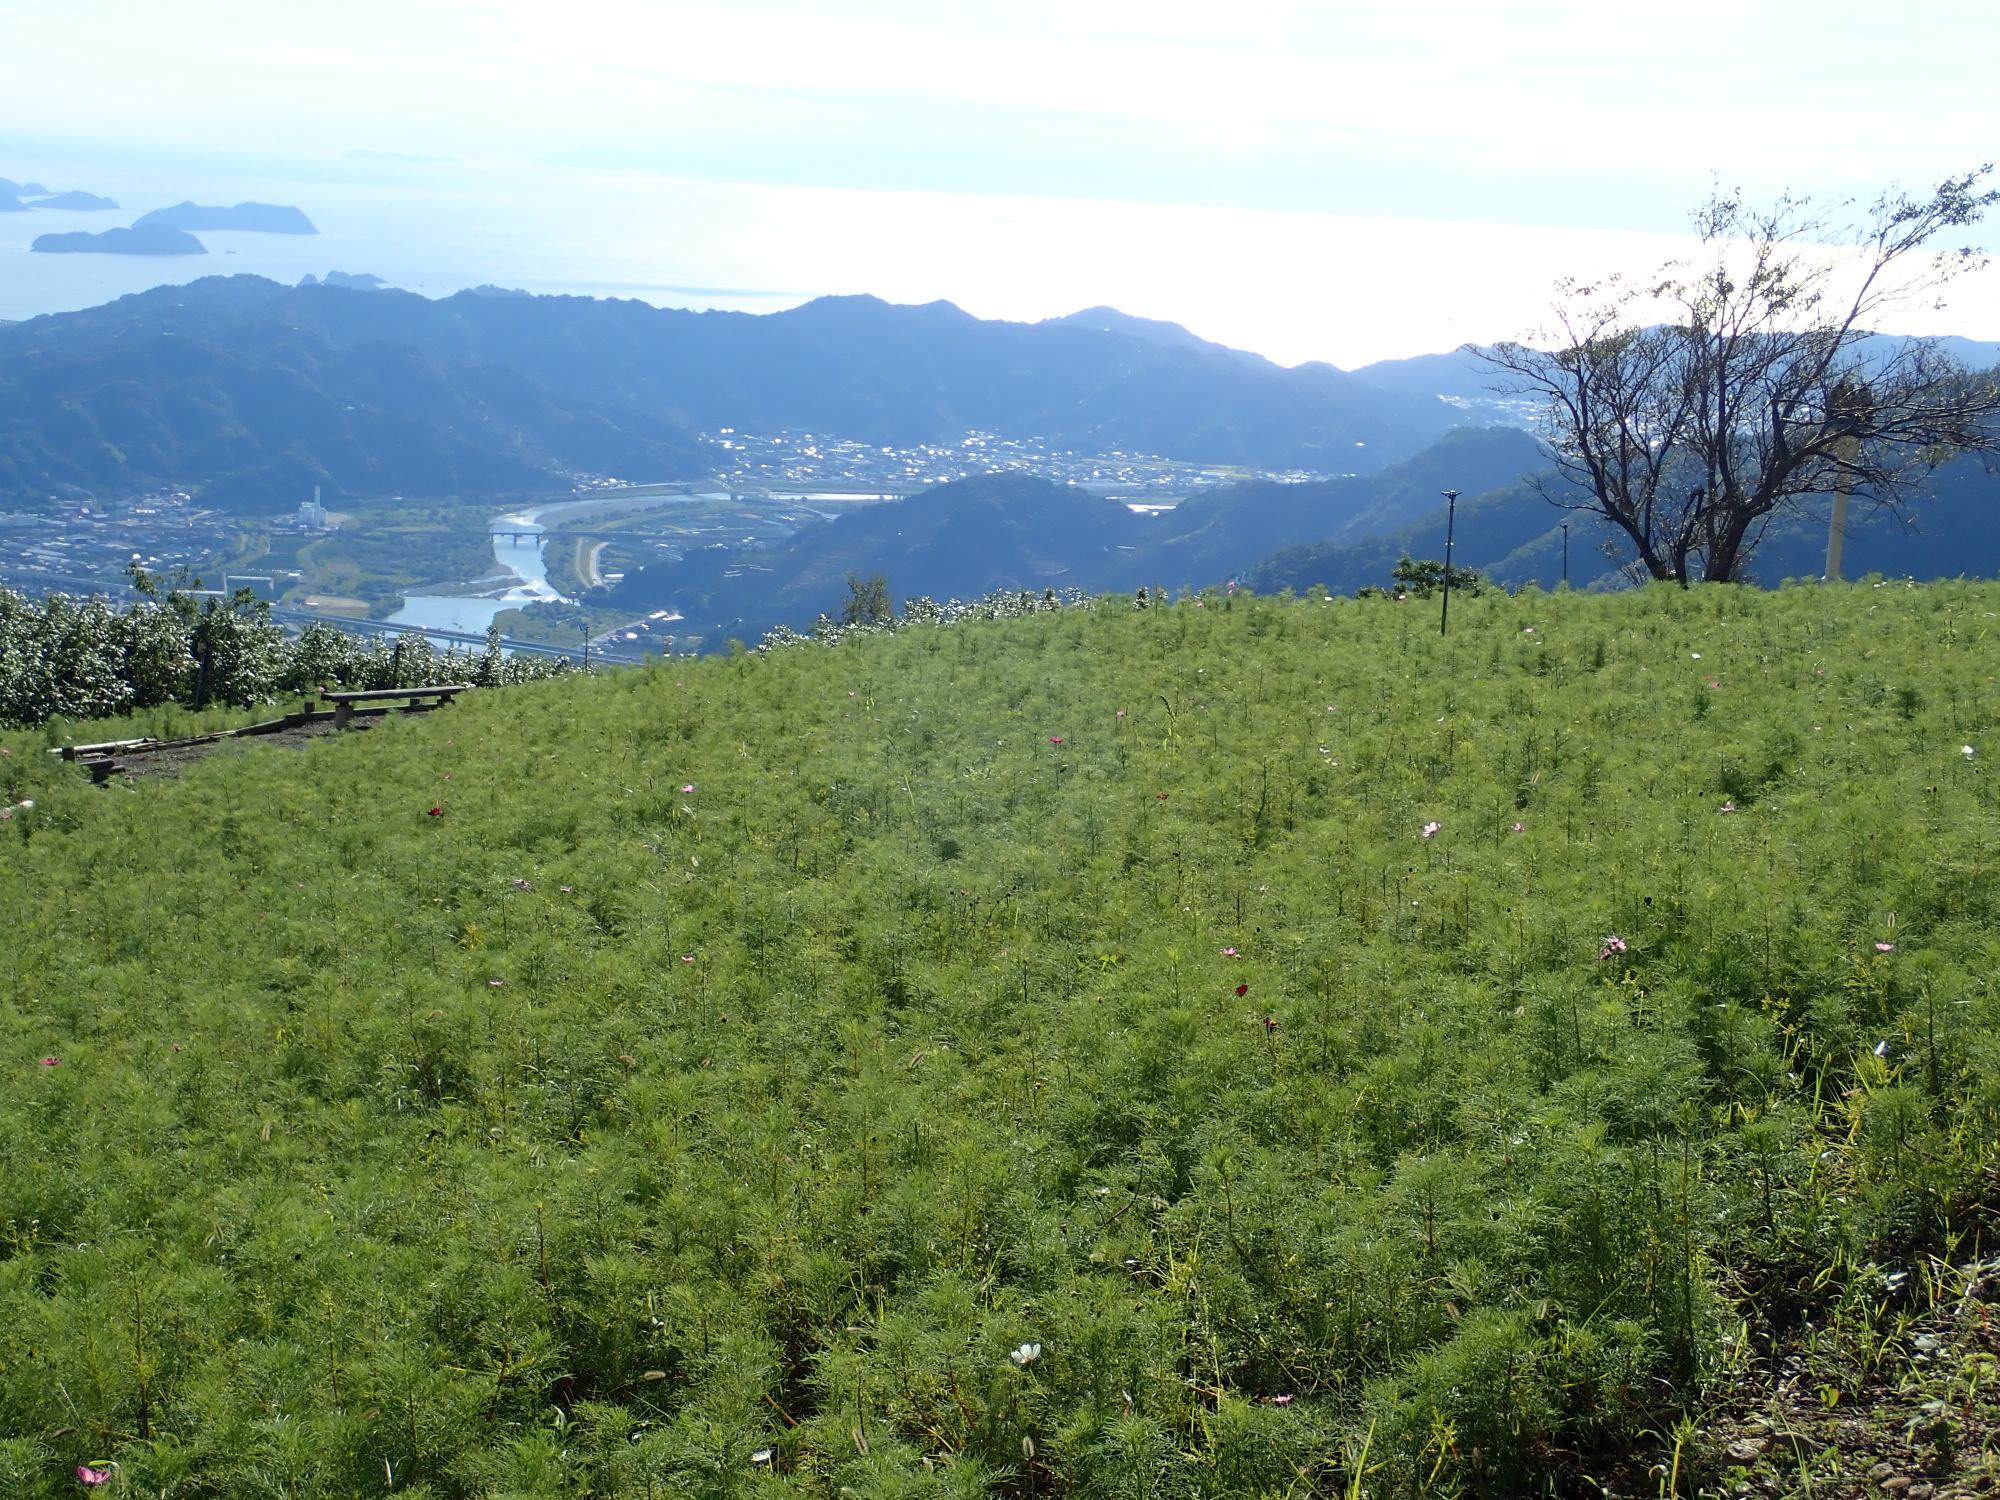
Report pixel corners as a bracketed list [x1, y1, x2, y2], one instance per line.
[8, 152, 1999, 374]
[0, 152, 1634, 366]
[0, 157, 810, 322]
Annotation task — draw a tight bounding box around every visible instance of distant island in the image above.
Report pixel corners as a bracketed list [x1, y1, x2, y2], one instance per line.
[299, 271, 389, 290]
[28, 190, 119, 211]
[134, 201, 317, 234]
[31, 224, 207, 256]
[4, 177, 107, 212]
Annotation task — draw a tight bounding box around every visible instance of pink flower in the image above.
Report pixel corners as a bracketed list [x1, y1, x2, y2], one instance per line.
[1268, 1393, 1294, 1406]
[1221, 946, 1239, 957]
[1510, 821, 1524, 833]
[77, 1467, 111, 1486]
[39, 1056, 59, 1067]
[1875, 941, 1895, 953]
[1598, 935, 1628, 960]
[1421, 821, 1442, 838]
[1048, 736, 1063, 746]
[1718, 800, 1736, 814]
[680, 783, 696, 794]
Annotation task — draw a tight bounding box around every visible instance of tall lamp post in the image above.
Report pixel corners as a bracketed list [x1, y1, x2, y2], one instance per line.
[1561, 523, 1569, 587]
[1823, 378, 1870, 581]
[1439, 489, 1460, 636]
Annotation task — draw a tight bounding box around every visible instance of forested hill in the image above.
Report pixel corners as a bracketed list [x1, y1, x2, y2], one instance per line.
[0, 276, 1468, 508]
[0, 311, 708, 510]
[609, 426, 1558, 638]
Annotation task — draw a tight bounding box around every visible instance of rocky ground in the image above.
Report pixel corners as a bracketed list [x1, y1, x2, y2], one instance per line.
[1689, 1255, 2000, 1499]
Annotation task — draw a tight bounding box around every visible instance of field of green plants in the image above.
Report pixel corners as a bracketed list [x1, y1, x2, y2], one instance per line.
[2, 581, 1997, 1498]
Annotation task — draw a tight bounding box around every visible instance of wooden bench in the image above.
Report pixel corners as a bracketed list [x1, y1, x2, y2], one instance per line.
[322, 684, 472, 729]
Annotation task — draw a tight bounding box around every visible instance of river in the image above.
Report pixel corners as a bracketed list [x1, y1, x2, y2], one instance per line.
[386, 508, 568, 637]
[386, 492, 724, 637]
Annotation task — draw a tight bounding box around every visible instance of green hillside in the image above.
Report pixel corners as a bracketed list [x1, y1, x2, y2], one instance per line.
[3, 583, 1999, 1497]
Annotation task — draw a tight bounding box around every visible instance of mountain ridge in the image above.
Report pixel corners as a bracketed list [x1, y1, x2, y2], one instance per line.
[0, 276, 1473, 506]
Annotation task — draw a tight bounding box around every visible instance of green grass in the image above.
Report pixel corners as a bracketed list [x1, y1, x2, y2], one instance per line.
[2, 580, 1998, 1497]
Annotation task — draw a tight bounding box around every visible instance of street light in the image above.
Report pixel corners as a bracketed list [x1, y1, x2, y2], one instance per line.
[1439, 490, 1460, 636]
[1561, 523, 1569, 587]
[1824, 378, 1871, 581]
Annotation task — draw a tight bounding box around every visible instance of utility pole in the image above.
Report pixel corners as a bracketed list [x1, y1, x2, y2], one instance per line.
[1561, 523, 1569, 587]
[1439, 490, 1460, 636]
[1824, 379, 1868, 581]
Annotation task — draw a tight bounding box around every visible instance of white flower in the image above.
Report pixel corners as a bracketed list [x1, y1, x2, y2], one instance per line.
[751, 1449, 774, 1465]
[1873, 1040, 1890, 1058]
[1963, 745, 1976, 759]
[1010, 1342, 1042, 1366]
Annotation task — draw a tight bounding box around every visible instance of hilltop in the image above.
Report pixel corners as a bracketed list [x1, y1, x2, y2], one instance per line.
[2, 582, 1997, 1497]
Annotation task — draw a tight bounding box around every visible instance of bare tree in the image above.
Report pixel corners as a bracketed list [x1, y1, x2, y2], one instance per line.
[1475, 168, 2000, 583]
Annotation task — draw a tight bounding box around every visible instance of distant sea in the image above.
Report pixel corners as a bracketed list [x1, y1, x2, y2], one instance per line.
[0, 157, 813, 324]
[6, 153, 2000, 369]
[0, 151, 1578, 367]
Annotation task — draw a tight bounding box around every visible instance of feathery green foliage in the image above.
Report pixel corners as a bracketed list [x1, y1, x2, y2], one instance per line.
[0, 585, 578, 728]
[2, 580, 1997, 1497]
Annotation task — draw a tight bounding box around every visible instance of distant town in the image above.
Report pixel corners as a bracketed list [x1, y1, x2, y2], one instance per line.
[703, 426, 1323, 498]
[0, 428, 1324, 612]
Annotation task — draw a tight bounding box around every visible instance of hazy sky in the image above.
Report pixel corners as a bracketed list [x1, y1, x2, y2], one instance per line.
[6, 0, 1998, 363]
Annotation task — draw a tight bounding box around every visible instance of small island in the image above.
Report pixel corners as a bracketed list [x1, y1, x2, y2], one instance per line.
[31, 224, 207, 256]
[300, 271, 389, 290]
[134, 201, 317, 235]
[29, 190, 120, 211]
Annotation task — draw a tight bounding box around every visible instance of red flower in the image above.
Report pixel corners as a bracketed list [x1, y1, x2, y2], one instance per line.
[1236, 983, 1249, 996]
[427, 805, 444, 818]
[1049, 736, 1063, 746]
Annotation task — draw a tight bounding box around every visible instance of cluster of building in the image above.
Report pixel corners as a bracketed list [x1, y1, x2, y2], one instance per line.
[0, 489, 220, 596]
[703, 428, 1314, 497]
[0, 485, 337, 601]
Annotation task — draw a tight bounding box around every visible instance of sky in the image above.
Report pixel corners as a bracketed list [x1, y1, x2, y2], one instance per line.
[5, 0, 1999, 366]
